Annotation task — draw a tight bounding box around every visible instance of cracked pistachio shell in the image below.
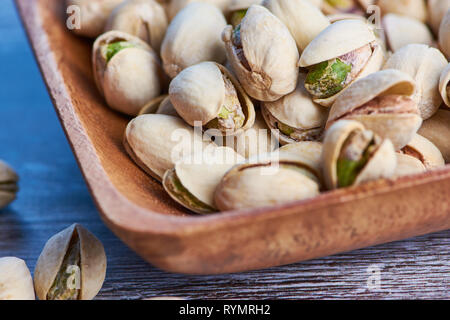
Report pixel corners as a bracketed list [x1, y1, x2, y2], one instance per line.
[428, 0, 450, 35]
[214, 152, 321, 211]
[34, 224, 106, 300]
[382, 14, 433, 53]
[439, 63, 450, 107]
[383, 44, 448, 120]
[139, 95, 179, 117]
[299, 19, 384, 107]
[394, 153, 426, 178]
[327, 69, 421, 150]
[439, 10, 450, 59]
[261, 73, 328, 145]
[161, 3, 227, 78]
[262, 0, 330, 52]
[418, 109, 450, 163]
[169, 62, 255, 134]
[163, 147, 244, 213]
[124, 114, 212, 181]
[0, 257, 35, 300]
[0, 160, 18, 210]
[105, 0, 168, 53]
[402, 134, 445, 170]
[377, 0, 427, 23]
[167, 0, 231, 20]
[223, 5, 300, 102]
[322, 120, 397, 190]
[278, 141, 323, 166]
[92, 31, 164, 116]
[66, 0, 124, 38]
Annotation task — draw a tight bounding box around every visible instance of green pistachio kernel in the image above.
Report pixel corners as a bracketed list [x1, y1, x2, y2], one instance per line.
[305, 58, 352, 99]
[218, 106, 232, 119]
[105, 41, 135, 62]
[325, 0, 353, 10]
[277, 122, 295, 136]
[230, 9, 248, 27]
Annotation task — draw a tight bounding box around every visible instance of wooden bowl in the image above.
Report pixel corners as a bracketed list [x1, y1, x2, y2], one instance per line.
[16, 0, 450, 275]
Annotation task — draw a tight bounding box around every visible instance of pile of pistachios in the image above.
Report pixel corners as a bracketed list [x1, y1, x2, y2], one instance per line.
[67, 0, 450, 213]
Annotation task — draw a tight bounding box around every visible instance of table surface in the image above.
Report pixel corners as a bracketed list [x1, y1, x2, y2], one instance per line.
[1, 0, 449, 300]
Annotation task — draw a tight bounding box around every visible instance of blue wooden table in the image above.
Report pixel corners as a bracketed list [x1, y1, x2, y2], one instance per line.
[1, 0, 449, 299]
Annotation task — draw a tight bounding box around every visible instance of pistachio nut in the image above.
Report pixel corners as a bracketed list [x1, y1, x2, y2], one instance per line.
[377, 0, 427, 23]
[0, 257, 35, 300]
[418, 109, 450, 163]
[169, 62, 255, 135]
[382, 14, 433, 53]
[262, 0, 330, 52]
[322, 120, 396, 189]
[327, 69, 422, 150]
[439, 63, 450, 107]
[299, 19, 384, 107]
[92, 31, 165, 116]
[161, 2, 227, 78]
[167, 0, 232, 20]
[163, 146, 244, 214]
[321, 0, 367, 15]
[278, 141, 323, 166]
[394, 153, 426, 178]
[399, 134, 445, 170]
[34, 224, 106, 300]
[214, 151, 322, 211]
[124, 114, 213, 181]
[227, 0, 262, 27]
[222, 5, 300, 102]
[383, 44, 448, 120]
[439, 10, 450, 59]
[261, 73, 328, 145]
[139, 95, 179, 117]
[0, 160, 18, 210]
[105, 0, 168, 53]
[66, 0, 124, 38]
[428, 0, 450, 36]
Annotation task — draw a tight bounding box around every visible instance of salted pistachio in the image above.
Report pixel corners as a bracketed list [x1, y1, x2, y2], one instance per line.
[383, 44, 448, 120]
[418, 109, 450, 163]
[327, 69, 422, 150]
[399, 134, 445, 170]
[439, 10, 450, 59]
[222, 5, 299, 102]
[394, 153, 426, 178]
[382, 14, 433, 53]
[0, 257, 35, 300]
[299, 19, 384, 107]
[124, 114, 213, 181]
[214, 151, 322, 211]
[34, 224, 106, 300]
[167, 0, 231, 20]
[227, 0, 261, 27]
[261, 73, 328, 145]
[105, 0, 168, 53]
[428, 0, 450, 36]
[163, 146, 244, 214]
[322, 120, 396, 189]
[439, 63, 450, 108]
[161, 2, 227, 78]
[321, 0, 368, 15]
[0, 160, 18, 210]
[169, 62, 255, 136]
[262, 0, 330, 52]
[377, 0, 427, 23]
[66, 0, 124, 38]
[93, 31, 165, 116]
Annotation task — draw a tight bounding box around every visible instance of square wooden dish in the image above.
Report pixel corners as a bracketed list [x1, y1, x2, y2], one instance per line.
[16, 0, 450, 275]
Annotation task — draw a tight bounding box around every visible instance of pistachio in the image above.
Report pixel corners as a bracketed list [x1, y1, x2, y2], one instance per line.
[0, 257, 35, 300]
[321, 0, 367, 15]
[394, 153, 426, 178]
[399, 134, 445, 170]
[377, 0, 427, 23]
[227, 0, 261, 27]
[167, 0, 231, 20]
[439, 63, 450, 108]
[0, 160, 18, 210]
[418, 109, 450, 163]
[34, 224, 106, 300]
[428, 0, 450, 36]
[439, 10, 450, 59]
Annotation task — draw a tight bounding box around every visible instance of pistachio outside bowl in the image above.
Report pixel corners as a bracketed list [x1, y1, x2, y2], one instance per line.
[16, 0, 450, 275]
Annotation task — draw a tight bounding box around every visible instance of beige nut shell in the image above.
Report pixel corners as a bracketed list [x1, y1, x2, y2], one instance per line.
[34, 224, 106, 300]
[403, 134, 445, 169]
[439, 63, 450, 107]
[167, 0, 231, 20]
[428, 0, 450, 35]
[418, 109, 450, 163]
[278, 141, 323, 168]
[394, 153, 426, 178]
[228, 0, 262, 12]
[322, 120, 397, 190]
[223, 5, 300, 102]
[378, 0, 427, 23]
[0, 257, 35, 300]
[161, 2, 227, 78]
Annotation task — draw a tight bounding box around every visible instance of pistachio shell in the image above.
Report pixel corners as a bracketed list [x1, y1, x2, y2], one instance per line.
[402, 134, 445, 169]
[124, 114, 212, 181]
[139, 95, 168, 115]
[66, 0, 124, 38]
[439, 63, 450, 107]
[34, 224, 106, 300]
[261, 74, 328, 145]
[163, 146, 244, 213]
[228, 0, 261, 12]
[378, 0, 427, 22]
[167, 0, 231, 20]
[0, 257, 35, 300]
[262, 0, 330, 51]
[428, 0, 450, 35]
[0, 160, 19, 210]
[418, 109, 450, 163]
[382, 14, 433, 53]
[321, 0, 366, 15]
[161, 2, 227, 78]
[278, 141, 323, 166]
[439, 10, 450, 59]
[383, 44, 448, 120]
[223, 5, 300, 102]
[156, 96, 179, 117]
[322, 120, 396, 189]
[105, 0, 168, 52]
[394, 153, 426, 178]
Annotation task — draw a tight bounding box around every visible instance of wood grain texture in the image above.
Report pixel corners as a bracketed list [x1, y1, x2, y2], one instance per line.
[0, 0, 449, 299]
